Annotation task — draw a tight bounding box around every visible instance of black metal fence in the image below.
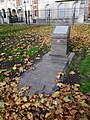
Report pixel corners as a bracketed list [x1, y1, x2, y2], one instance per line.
[0, 7, 89, 25]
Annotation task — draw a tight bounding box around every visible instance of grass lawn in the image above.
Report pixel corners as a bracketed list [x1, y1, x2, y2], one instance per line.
[0, 25, 53, 81]
[0, 24, 90, 120]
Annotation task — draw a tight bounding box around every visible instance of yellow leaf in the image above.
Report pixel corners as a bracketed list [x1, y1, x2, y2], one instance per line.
[63, 96, 70, 102]
[0, 115, 3, 120]
[13, 65, 17, 70]
[57, 83, 65, 88]
[34, 100, 40, 108]
[0, 70, 2, 74]
[80, 100, 89, 107]
[27, 112, 34, 119]
[41, 98, 45, 103]
[0, 102, 4, 108]
[19, 67, 24, 72]
[0, 82, 6, 87]
[22, 103, 31, 109]
[74, 84, 80, 87]
[15, 98, 22, 105]
[45, 112, 51, 118]
[52, 91, 60, 98]
[69, 71, 75, 75]
[1, 53, 5, 56]
[58, 72, 64, 76]
[22, 96, 27, 102]
[10, 82, 17, 87]
[21, 86, 29, 91]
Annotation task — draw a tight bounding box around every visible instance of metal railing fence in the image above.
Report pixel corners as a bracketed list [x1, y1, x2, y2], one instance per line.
[0, 7, 89, 25]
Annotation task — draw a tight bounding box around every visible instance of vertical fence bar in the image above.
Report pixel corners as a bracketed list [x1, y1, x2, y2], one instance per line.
[48, 9, 50, 25]
[28, 10, 30, 25]
[0, 7, 89, 25]
[72, 7, 75, 24]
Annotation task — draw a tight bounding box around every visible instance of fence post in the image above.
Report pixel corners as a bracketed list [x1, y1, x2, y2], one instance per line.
[28, 10, 30, 25]
[47, 9, 50, 25]
[25, 10, 27, 24]
[48, 9, 50, 25]
[72, 7, 75, 24]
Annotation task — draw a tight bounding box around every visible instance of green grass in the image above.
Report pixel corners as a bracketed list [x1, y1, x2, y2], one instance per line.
[78, 50, 90, 93]
[26, 47, 39, 57]
[80, 80, 90, 94]
[78, 52, 90, 77]
[0, 25, 53, 82]
[0, 25, 90, 94]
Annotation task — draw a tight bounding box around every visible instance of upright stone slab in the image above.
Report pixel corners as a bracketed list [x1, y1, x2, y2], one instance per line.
[51, 26, 70, 57]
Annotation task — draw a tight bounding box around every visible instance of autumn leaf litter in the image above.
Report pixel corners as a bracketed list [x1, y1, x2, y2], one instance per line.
[0, 25, 90, 120]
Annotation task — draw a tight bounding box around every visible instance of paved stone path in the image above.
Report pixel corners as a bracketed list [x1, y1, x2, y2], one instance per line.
[18, 52, 74, 94]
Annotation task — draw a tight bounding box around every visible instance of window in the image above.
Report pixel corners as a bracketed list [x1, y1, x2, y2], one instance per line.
[2, 9, 6, 18]
[45, 4, 50, 18]
[58, 3, 65, 18]
[72, 2, 80, 18]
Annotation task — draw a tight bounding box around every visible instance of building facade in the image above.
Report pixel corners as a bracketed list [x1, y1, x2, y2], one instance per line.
[0, 0, 89, 24]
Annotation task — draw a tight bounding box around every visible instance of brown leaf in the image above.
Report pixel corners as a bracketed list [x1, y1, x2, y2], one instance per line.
[0, 115, 3, 120]
[45, 112, 51, 118]
[52, 91, 60, 98]
[69, 109, 77, 116]
[27, 112, 34, 120]
[22, 103, 31, 109]
[10, 82, 17, 87]
[55, 108, 63, 115]
[15, 98, 22, 105]
[65, 116, 73, 120]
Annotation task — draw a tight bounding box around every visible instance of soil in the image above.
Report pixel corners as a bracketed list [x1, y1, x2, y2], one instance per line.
[63, 70, 81, 85]
[63, 49, 87, 85]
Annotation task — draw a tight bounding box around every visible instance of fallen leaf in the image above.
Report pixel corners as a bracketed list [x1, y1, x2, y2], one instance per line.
[63, 96, 70, 102]
[10, 82, 17, 87]
[45, 112, 51, 118]
[69, 71, 75, 75]
[70, 109, 77, 115]
[13, 65, 17, 70]
[55, 108, 63, 115]
[22, 96, 28, 102]
[57, 83, 65, 88]
[52, 91, 60, 98]
[80, 100, 89, 107]
[19, 66, 24, 72]
[0, 82, 6, 87]
[22, 103, 31, 109]
[34, 100, 41, 108]
[27, 112, 34, 119]
[0, 102, 4, 108]
[0, 115, 3, 120]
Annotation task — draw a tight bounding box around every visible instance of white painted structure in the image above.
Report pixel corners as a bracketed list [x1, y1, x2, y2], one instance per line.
[0, 0, 89, 24]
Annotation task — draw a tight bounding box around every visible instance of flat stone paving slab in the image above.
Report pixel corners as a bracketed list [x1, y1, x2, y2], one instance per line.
[18, 52, 74, 94]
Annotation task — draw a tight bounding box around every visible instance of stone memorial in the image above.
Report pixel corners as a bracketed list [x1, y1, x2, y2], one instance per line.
[19, 25, 74, 94]
[51, 26, 70, 57]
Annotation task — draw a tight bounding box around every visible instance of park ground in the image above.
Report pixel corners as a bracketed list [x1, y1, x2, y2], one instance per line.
[0, 24, 90, 120]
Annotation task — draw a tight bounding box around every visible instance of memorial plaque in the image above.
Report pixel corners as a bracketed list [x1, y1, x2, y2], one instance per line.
[51, 26, 70, 56]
